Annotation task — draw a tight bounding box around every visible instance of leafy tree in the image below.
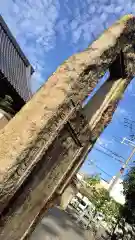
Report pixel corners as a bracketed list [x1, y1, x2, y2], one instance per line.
[80, 175, 120, 224]
[84, 174, 100, 189]
[122, 167, 135, 225]
[101, 198, 120, 223]
[93, 187, 110, 209]
[92, 187, 120, 223]
[111, 167, 135, 239]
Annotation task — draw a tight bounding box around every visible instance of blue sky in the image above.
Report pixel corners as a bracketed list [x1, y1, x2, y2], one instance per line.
[81, 76, 135, 181]
[1, 0, 135, 182]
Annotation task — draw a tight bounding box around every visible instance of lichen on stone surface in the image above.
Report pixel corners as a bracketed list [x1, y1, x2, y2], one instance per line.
[118, 14, 134, 23]
[111, 79, 126, 101]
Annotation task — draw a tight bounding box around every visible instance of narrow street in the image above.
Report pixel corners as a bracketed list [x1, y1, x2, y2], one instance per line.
[30, 207, 93, 240]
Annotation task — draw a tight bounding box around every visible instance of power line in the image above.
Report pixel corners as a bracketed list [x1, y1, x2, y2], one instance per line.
[124, 118, 135, 125]
[96, 143, 125, 160]
[93, 147, 125, 164]
[109, 141, 135, 192]
[88, 161, 113, 178]
[123, 118, 135, 141]
[112, 136, 123, 144]
[89, 147, 134, 181]
[116, 117, 135, 141]
[94, 164, 113, 178]
[94, 147, 135, 167]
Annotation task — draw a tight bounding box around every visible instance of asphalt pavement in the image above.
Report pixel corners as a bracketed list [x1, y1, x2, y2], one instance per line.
[30, 207, 92, 240]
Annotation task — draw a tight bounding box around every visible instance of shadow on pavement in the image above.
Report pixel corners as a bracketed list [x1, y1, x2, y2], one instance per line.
[30, 206, 87, 240]
[44, 207, 85, 236]
[31, 223, 60, 240]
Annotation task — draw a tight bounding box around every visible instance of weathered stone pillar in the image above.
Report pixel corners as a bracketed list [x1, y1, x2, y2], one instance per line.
[0, 15, 135, 240]
[60, 183, 78, 210]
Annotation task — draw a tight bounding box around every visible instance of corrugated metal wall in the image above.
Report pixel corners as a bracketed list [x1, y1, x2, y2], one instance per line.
[0, 17, 34, 102]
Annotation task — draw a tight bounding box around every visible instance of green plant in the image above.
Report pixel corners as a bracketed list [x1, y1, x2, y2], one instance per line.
[118, 14, 133, 23]
[80, 175, 120, 224]
[100, 71, 105, 78]
[84, 174, 100, 187]
[122, 167, 135, 224]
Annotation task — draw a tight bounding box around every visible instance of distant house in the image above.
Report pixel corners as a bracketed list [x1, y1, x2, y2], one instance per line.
[77, 172, 125, 205]
[0, 15, 34, 129]
[97, 178, 110, 190]
[109, 177, 125, 205]
[93, 176, 125, 205]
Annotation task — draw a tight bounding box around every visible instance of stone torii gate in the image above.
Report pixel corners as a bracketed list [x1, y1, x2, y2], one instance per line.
[0, 15, 135, 240]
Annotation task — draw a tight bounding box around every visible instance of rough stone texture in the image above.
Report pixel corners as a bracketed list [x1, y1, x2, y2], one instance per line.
[0, 15, 135, 239]
[59, 184, 77, 210]
[83, 78, 127, 138]
[0, 15, 135, 207]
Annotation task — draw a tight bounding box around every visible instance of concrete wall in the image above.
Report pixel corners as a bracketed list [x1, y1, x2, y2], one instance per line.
[60, 184, 78, 210]
[109, 177, 125, 205]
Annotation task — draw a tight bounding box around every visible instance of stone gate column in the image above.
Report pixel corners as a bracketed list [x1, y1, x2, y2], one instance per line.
[0, 15, 135, 240]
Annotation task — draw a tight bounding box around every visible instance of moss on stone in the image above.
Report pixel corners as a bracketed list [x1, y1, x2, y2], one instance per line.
[111, 80, 126, 101]
[118, 14, 134, 24]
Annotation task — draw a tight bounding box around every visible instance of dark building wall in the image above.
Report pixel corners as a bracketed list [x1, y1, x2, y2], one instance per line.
[0, 71, 25, 112]
[0, 15, 34, 103]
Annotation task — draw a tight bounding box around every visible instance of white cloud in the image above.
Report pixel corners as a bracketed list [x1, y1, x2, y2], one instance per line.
[30, 71, 44, 93]
[97, 137, 114, 147]
[1, 0, 135, 92]
[1, 0, 60, 90]
[66, 0, 135, 47]
[126, 77, 135, 96]
[55, 18, 69, 40]
[115, 107, 129, 118]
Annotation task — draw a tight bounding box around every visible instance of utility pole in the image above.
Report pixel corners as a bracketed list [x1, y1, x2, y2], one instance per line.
[108, 137, 135, 192]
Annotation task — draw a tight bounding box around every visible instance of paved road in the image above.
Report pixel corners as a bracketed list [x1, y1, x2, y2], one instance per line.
[30, 207, 91, 240]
